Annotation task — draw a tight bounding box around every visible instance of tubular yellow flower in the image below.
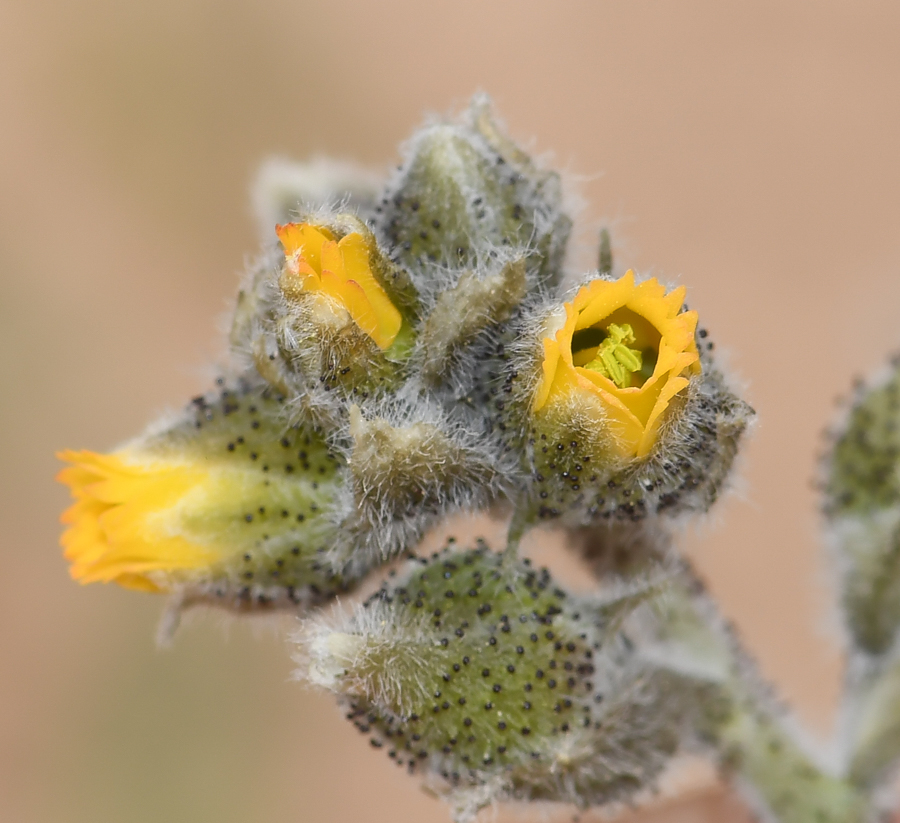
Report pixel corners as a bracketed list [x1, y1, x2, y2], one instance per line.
[534, 271, 700, 458]
[276, 222, 402, 350]
[57, 386, 346, 599]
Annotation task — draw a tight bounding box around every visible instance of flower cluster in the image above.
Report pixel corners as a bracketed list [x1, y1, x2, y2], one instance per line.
[73, 98, 900, 823]
[60, 98, 752, 612]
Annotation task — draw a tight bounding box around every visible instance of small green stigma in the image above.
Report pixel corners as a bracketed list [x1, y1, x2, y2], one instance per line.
[584, 323, 643, 388]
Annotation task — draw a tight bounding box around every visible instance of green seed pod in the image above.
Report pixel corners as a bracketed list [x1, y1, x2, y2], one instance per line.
[824, 356, 900, 654]
[825, 358, 900, 518]
[496, 271, 752, 524]
[299, 544, 705, 820]
[371, 95, 571, 291]
[57, 376, 366, 617]
[230, 212, 418, 428]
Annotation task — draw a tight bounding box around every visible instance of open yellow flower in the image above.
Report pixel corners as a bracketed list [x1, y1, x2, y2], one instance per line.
[534, 271, 700, 458]
[276, 222, 402, 350]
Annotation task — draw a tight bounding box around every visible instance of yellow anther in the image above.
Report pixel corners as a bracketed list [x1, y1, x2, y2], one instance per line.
[583, 323, 643, 388]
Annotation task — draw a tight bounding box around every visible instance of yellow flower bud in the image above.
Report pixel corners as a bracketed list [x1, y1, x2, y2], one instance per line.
[534, 272, 700, 459]
[276, 222, 402, 351]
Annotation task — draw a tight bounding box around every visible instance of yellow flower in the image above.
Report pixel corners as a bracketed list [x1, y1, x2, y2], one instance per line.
[276, 222, 402, 350]
[57, 407, 341, 594]
[534, 271, 700, 458]
[57, 449, 221, 592]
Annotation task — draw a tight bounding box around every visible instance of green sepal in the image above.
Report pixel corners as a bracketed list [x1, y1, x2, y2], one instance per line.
[373, 97, 570, 289]
[418, 259, 527, 387]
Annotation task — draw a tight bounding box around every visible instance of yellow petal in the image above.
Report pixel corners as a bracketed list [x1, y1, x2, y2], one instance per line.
[276, 223, 402, 351]
[57, 449, 225, 591]
[574, 271, 635, 330]
[534, 337, 562, 412]
[639, 375, 691, 457]
[337, 233, 402, 349]
[276, 222, 335, 272]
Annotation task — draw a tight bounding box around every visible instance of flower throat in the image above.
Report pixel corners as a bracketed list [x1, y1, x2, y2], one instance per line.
[574, 323, 656, 388]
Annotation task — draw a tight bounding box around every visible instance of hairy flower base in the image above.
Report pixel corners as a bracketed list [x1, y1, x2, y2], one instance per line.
[57, 383, 351, 604]
[523, 365, 752, 524]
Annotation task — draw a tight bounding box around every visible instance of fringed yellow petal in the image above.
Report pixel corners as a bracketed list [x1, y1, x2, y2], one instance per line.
[276, 222, 334, 273]
[573, 271, 636, 330]
[57, 449, 222, 592]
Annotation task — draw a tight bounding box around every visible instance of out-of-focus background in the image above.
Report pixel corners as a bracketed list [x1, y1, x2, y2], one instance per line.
[3, 2, 900, 821]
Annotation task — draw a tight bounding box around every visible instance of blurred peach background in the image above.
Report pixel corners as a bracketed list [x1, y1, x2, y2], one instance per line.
[3, 2, 900, 821]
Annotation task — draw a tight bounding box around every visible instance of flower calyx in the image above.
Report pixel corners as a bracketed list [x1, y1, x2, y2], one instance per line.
[232, 213, 418, 418]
